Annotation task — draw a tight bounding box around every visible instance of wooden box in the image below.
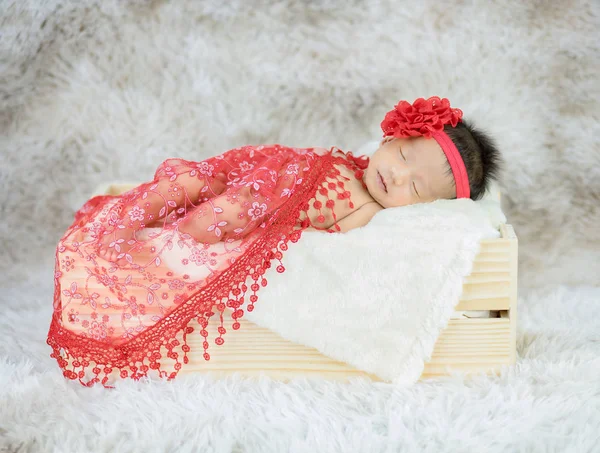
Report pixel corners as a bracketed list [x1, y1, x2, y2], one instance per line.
[60, 182, 518, 382]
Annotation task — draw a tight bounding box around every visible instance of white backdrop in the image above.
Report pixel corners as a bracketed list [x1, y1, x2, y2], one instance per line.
[1, 0, 599, 287]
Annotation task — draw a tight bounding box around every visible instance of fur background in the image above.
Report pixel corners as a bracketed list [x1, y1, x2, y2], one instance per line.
[1, 1, 599, 452]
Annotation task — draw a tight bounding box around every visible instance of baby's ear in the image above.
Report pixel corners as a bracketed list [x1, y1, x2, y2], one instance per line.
[381, 136, 395, 145]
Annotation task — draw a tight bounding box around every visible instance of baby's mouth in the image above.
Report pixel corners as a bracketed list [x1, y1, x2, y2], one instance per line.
[377, 171, 387, 193]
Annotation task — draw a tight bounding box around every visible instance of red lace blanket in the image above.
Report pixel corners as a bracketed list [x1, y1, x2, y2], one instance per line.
[47, 145, 368, 387]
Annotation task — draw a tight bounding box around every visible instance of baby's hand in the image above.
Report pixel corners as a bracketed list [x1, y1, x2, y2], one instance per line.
[97, 227, 135, 263]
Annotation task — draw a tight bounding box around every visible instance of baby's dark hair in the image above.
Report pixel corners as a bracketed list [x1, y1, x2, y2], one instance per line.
[443, 119, 503, 200]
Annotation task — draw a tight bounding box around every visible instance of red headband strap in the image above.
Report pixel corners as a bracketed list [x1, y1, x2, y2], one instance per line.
[380, 96, 470, 199]
[431, 131, 470, 199]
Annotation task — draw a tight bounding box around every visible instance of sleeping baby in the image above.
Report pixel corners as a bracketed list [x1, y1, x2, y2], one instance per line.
[49, 96, 502, 386]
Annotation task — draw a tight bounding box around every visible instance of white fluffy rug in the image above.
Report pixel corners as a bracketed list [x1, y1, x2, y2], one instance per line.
[1, 1, 599, 451]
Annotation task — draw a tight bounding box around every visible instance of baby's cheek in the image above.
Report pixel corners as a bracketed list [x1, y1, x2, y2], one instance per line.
[387, 193, 411, 208]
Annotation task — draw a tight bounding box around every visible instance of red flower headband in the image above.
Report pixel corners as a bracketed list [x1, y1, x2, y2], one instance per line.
[380, 96, 470, 198]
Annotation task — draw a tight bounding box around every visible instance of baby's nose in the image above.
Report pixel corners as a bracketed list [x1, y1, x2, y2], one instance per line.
[391, 166, 409, 185]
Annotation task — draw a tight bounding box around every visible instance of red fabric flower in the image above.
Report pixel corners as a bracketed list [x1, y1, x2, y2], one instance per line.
[380, 96, 463, 139]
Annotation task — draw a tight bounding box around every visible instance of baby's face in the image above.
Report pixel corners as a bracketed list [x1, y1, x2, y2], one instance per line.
[364, 136, 455, 208]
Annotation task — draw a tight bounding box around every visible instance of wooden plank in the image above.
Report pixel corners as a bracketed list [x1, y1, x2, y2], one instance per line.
[462, 272, 511, 284]
[500, 224, 519, 364]
[461, 281, 510, 298]
[456, 229, 512, 310]
[455, 298, 510, 311]
[171, 315, 512, 381]
[469, 260, 510, 274]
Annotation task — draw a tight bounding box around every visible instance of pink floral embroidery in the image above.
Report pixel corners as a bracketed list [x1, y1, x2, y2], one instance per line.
[107, 212, 122, 228]
[108, 238, 125, 252]
[62, 282, 82, 299]
[245, 179, 262, 191]
[196, 162, 214, 176]
[67, 309, 79, 324]
[190, 248, 210, 266]
[61, 255, 75, 272]
[129, 206, 146, 222]
[286, 164, 299, 175]
[82, 292, 100, 309]
[88, 321, 107, 340]
[239, 161, 254, 172]
[207, 221, 228, 237]
[248, 202, 268, 220]
[168, 279, 186, 290]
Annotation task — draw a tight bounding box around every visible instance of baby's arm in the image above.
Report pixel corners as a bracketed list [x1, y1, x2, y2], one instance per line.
[333, 202, 383, 233]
